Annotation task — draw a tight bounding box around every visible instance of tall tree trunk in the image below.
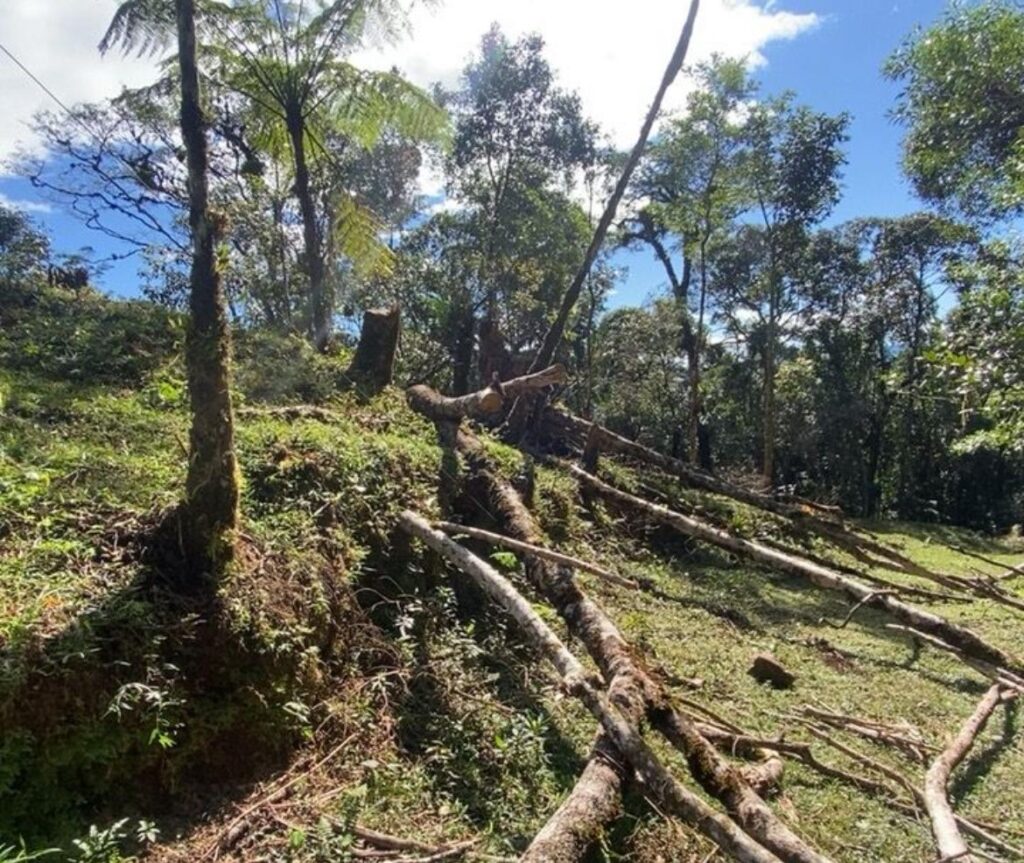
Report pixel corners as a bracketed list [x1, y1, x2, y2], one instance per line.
[451, 303, 475, 396]
[176, 0, 239, 579]
[288, 113, 330, 351]
[524, 0, 699, 378]
[762, 269, 779, 488]
[687, 239, 708, 465]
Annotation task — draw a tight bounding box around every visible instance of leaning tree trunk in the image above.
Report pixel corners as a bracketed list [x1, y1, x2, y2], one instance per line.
[176, 0, 239, 581]
[344, 305, 400, 395]
[522, 0, 700, 381]
[287, 112, 330, 352]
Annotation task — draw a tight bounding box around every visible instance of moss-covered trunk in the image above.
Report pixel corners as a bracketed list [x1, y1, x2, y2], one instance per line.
[177, 0, 240, 579]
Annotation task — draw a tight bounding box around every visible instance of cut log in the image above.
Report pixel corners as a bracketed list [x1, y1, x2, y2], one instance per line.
[562, 460, 1023, 679]
[451, 429, 831, 863]
[397, 510, 782, 863]
[521, 732, 625, 863]
[924, 685, 1007, 863]
[406, 365, 567, 422]
[434, 520, 639, 590]
[345, 305, 400, 395]
[546, 409, 956, 586]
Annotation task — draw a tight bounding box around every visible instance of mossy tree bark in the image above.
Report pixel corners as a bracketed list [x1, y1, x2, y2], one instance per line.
[177, 0, 240, 581]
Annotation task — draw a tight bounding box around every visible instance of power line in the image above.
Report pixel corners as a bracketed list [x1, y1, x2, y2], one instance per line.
[0, 39, 78, 119]
[0, 37, 186, 252]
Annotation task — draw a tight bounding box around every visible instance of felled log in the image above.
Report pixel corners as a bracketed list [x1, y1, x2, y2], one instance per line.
[434, 520, 639, 589]
[451, 430, 830, 863]
[344, 305, 400, 395]
[521, 732, 624, 863]
[563, 461, 1023, 679]
[546, 409, 955, 584]
[406, 365, 566, 422]
[924, 685, 1008, 863]
[397, 510, 781, 863]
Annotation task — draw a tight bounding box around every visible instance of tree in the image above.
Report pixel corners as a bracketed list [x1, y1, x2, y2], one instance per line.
[943, 239, 1024, 454]
[886, 1, 1024, 222]
[0, 206, 49, 285]
[739, 95, 848, 485]
[626, 56, 753, 465]
[175, 0, 240, 578]
[591, 301, 686, 451]
[203, 0, 448, 350]
[438, 27, 598, 390]
[103, 0, 240, 581]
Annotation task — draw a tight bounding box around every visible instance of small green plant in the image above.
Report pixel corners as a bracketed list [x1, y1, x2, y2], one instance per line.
[106, 678, 184, 750]
[68, 820, 129, 863]
[67, 819, 159, 863]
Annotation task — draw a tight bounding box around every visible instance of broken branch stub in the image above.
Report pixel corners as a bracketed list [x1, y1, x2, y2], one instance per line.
[405, 365, 567, 422]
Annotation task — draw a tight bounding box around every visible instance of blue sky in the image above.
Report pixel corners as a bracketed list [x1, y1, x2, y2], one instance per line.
[608, 0, 948, 309]
[0, 0, 950, 306]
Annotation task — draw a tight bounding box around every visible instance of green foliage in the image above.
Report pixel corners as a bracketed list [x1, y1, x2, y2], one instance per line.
[887, 0, 1024, 221]
[0, 207, 49, 285]
[0, 281, 182, 387]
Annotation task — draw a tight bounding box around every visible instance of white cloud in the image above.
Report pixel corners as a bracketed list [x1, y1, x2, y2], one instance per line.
[0, 192, 52, 214]
[354, 0, 820, 148]
[0, 1, 159, 168]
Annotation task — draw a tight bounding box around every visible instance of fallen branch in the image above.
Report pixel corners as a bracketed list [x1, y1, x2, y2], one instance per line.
[522, 732, 625, 863]
[397, 510, 782, 863]
[406, 365, 567, 422]
[884, 625, 1024, 692]
[951, 545, 1024, 580]
[560, 459, 1022, 679]
[434, 520, 638, 589]
[924, 685, 1007, 863]
[546, 409, 959, 586]
[799, 706, 933, 762]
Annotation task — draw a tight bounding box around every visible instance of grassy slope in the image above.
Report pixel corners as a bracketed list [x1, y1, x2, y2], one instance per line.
[2, 284, 1023, 862]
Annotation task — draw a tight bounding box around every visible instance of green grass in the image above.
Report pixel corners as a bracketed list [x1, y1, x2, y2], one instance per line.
[3, 282, 1023, 862]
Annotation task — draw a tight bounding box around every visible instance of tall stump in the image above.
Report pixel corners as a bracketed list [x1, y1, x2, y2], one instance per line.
[345, 305, 400, 395]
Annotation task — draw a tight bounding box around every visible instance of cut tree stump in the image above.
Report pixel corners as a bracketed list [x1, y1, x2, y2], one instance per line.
[344, 305, 400, 395]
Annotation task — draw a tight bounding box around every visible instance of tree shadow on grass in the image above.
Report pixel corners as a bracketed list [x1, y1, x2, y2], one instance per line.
[0, 510, 345, 852]
[950, 698, 1020, 804]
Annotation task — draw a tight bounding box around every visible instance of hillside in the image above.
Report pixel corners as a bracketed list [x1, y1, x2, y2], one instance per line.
[2, 283, 1023, 862]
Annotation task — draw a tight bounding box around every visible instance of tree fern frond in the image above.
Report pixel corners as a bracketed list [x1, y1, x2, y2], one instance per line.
[99, 0, 177, 57]
[323, 65, 450, 150]
[331, 192, 393, 276]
